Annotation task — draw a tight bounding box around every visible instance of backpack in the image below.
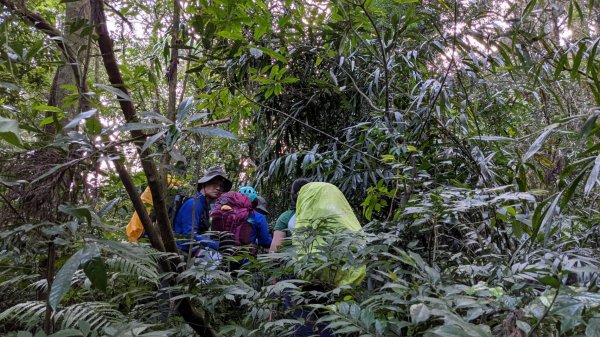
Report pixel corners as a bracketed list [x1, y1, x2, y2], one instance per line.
[210, 192, 254, 246]
[149, 189, 190, 226]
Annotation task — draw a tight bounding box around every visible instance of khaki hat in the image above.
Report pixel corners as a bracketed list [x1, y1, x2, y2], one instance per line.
[254, 195, 270, 216]
[197, 166, 232, 192]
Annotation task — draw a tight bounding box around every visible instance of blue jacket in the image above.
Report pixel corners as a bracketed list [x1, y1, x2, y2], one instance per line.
[248, 212, 272, 248]
[173, 193, 218, 251]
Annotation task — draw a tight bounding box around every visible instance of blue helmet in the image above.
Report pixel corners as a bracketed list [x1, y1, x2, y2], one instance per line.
[239, 186, 257, 202]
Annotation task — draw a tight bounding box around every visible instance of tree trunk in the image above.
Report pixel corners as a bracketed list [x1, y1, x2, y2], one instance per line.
[90, 1, 217, 335]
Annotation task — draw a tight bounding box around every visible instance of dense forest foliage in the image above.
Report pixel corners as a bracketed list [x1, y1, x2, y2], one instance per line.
[1, 0, 599, 336]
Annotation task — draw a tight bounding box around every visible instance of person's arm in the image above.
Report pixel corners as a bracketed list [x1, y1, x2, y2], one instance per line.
[269, 230, 286, 252]
[254, 213, 272, 248]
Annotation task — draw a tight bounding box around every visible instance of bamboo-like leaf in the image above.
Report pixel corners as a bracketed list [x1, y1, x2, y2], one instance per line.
[470, 135, 515, 142]
[95, 84, 131, 101]
[186, 113, 209, 124]
[586, 38, 600, 75]
[571, 44, 586, 79]
[31, 158, 82, 184]
[523, 0, 537, 17]
[141, 129, 166, 152]
[176, 97, 195, 123]
[139, 111, 172, 124]
[560, 167, 588, 209]
[584, 154, 600, 196]
[542, 192, 562, 246]
[522, 123, 559, 162]
[580, 113, 598, 139]
[118, 122, 165, 132]
[98, 197, 121, 217]
[64, 109, 97, 129]
[187, 127, 237, 140]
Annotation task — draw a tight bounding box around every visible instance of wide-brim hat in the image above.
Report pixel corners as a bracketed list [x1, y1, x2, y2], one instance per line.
[197, 166, 232, 192]
[254, 195, 270, 216]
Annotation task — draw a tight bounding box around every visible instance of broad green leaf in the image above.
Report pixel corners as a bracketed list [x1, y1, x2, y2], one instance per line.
[95, 84, 131, 101]
[0, 117, 23, 147]
[410, 303, 430, 324]
[258, 47, 287, 63]
[539, 275, 560, 288]
[586, 317, 600, 337]
[48, 329, 83, 337]
[39, 112, 65, 127]
[187, 127, 237, 140]
[83, 257, 107, 292]
[64, 109, 97, 129]
[32, 104, 62, 113]
[49, 249, 83, 310]
[584, 154, 600, 196]
[85, 118, 102, 136]
[58, 204, 92, 225]
[522, 123, 559, 162]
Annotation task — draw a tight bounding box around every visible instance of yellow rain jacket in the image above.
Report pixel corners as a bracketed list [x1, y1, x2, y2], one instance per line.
[294, 182, 366, 287]
[126, 176, 182, 242]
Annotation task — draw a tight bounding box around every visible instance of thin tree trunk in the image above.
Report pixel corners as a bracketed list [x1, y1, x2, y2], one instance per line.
[43, 242, 56, 334]
[90, 1, 217, 335]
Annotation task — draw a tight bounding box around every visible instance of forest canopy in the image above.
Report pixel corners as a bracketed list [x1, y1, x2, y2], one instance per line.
[1, 0, 599, 336]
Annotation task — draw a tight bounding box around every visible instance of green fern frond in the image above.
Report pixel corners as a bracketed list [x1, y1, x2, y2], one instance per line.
[0, 301, 46, 329]
[105, 257, 159, 284]
[55, 301, 123, 331]
[26, 278, 48, 293]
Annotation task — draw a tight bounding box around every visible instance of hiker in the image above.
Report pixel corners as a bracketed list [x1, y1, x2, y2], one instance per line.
[292, 181, 365, 287]
[173, 166, 232, 253]
[273, 181, 364, 337]
[126, 175, 182, 242]
[239, 186, 272, 248]
[269, 178, 310, 252]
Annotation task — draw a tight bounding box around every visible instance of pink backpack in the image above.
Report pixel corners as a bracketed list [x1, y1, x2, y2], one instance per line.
[210, 192, 254, 246]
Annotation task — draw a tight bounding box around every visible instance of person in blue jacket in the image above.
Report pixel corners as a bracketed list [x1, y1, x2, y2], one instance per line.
[173, 166, 232, 253]
[249, 195, 272, 248]
[239, 187, 272, 248]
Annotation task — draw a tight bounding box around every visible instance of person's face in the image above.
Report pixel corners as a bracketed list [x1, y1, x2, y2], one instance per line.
[202, 177, 225, 200]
